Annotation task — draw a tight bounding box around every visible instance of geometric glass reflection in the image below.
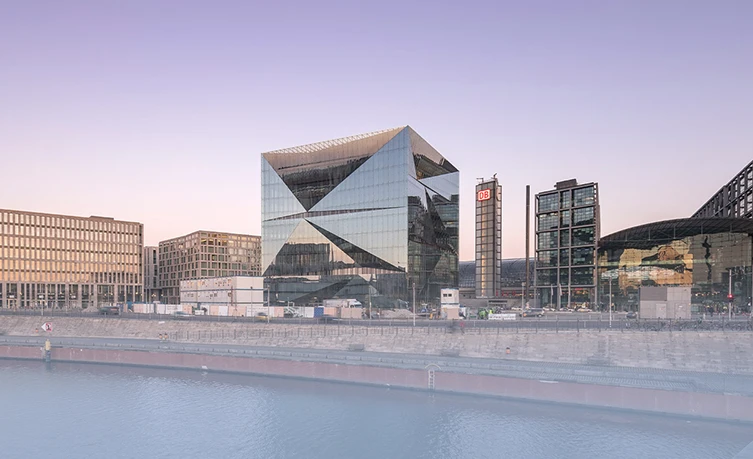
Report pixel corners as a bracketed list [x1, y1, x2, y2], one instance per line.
[262, 126, 459, 307]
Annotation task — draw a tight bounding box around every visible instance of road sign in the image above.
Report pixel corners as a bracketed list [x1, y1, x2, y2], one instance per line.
[41, 322, 52, 332]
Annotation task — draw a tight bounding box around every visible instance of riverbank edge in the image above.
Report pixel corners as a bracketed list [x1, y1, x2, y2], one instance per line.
[2, 343, 752, 423]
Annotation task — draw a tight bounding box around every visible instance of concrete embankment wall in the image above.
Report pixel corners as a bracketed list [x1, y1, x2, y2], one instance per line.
[2, 316, 753, 374]
[3, 343, 753, 422]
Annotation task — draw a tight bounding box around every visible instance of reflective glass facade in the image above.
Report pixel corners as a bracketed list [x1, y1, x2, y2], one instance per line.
[535, 180, 600, 308]
[262, 126, 459, 307]
[475, 177, 502, 297]
[598, 218, 753, 313]
[0, 209, 143, 309]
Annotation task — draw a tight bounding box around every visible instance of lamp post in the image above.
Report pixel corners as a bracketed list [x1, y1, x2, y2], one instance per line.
[412, 281, 416, 327]
[729, 268, 733, 321]
[608, 276, 613, 328]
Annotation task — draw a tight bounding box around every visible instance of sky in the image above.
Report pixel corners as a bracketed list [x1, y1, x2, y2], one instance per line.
[1, 0, 751, 261]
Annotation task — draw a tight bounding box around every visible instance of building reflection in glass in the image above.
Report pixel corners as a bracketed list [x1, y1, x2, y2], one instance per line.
[262, 126, 459, 307]
[597, 218, 753, 313]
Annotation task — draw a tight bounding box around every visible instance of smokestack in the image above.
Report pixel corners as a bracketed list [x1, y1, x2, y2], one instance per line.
[525, 185, 531, 306]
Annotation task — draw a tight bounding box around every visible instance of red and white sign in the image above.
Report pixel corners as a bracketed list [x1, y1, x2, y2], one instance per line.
[477, 189, 492, 201]
[42, 322, 52, 332]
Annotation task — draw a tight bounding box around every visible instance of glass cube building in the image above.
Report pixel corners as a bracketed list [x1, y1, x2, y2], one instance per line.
[261, 126, 459, 307]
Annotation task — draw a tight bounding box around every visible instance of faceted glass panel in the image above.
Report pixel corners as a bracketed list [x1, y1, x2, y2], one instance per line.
[261, 126, 458, 306]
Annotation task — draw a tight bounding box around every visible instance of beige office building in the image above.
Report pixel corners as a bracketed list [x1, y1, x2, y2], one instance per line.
[0, 208, 143, 309]
[159, 231, 261, 304]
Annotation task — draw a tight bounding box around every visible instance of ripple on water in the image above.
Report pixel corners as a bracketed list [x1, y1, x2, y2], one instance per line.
[0, 361, 750, 459]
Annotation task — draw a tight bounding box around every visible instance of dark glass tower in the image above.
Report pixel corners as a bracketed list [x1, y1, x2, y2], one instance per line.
[261, 126, 459, 307]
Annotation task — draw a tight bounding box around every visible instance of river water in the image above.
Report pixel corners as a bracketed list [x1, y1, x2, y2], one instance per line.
[0, 361, 750, 459]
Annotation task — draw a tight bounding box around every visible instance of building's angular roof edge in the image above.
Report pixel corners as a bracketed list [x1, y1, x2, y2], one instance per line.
[261, 126, 406, 156]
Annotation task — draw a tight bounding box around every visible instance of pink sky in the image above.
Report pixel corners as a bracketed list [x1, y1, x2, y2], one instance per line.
[1, 1, 751, 260]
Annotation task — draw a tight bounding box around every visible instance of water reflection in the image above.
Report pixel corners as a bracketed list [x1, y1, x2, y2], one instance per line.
[0, 361, 749, 459]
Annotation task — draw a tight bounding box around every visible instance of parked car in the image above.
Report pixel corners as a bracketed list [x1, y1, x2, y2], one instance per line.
[253, 312, 268, 322]
[317, 314, 339, 323]
[520, 308, 545, 318]
[99, 306, 120, 315]
[626, 311, 638, 319]
[173, 311, 191, 320]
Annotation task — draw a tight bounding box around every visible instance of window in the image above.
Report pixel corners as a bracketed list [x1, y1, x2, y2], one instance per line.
[572, 227, 595, 246]
[573, 186, 595, 206]
[537, 231, 558, 249]
[537, 250, 557, 267]
[538, 193, 558, 212]
[571, 267, 594, 285]
[536, 269, 557, 286]
[571, 247, 594, 265]
[537, 213, 558, 231]
[559, 230, 570, 247]
[560, 191, 571, 209]
[559, 249, 569, 266]
[573, 207, 594, 226]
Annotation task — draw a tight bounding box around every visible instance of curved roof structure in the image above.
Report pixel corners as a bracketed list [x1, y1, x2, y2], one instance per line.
[600, 217, 753, 250]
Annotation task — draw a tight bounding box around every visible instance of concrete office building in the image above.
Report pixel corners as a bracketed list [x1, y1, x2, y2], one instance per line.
[535, 179, 600, 309]
[693, 160, 753, 219]
[262, 126, 459, 307]
[159, 231, 261, 304]
[0, 208, 143, 309]
[143, 246, 159, 303]
[475, 176, 502, 298]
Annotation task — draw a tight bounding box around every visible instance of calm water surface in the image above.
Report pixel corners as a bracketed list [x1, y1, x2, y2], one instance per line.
[0, 361, 750, 459]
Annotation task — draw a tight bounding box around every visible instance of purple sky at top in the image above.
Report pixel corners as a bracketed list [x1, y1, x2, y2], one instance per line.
[1, 0, 751, 261]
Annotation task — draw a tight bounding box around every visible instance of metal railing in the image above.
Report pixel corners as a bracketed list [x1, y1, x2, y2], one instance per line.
[1, 308, 751, 333]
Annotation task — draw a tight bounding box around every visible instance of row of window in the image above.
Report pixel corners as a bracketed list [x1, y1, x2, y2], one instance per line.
[537, 186, 597, 212]
[536, 267, 595, 286]
[536, 247, 595, 267]
[537, 227, 596, 249]
[0, 212, 141, 234]
[0, 271, 141, 284]
[537, 207, 596, 230]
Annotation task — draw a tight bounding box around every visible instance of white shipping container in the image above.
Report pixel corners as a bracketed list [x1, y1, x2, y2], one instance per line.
[303, 307, 315, 318]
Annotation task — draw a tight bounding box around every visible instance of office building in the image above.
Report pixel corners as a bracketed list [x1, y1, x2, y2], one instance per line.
[598, 218, 752, 313]
[535, 179, 600, 309]
[159, 231, 261, 304]
[475, 176, 502, 298]
[143, 246, 159, 303]
[693, 160, 753, 219]
[261, 126, 459, 307]
[0, 208, 143, 309]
